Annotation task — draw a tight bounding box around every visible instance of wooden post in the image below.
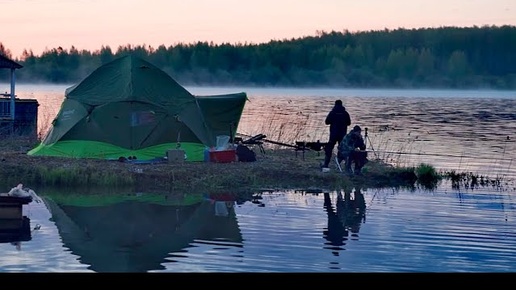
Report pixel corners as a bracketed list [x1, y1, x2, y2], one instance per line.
[10, 68, 16, 121]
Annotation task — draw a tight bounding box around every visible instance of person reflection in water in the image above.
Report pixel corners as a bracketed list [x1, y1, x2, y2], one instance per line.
[323, 187, 366, 255]
[323, 191, 348, 252]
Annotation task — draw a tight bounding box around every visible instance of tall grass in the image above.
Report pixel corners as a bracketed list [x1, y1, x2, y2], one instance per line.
[363, 124, 422, 168]
[237, 113, 512, 191]
[36, 109, 55, 142]
[0, 163, 135, 188]
[0, 134, 38, 153]
[238, 101, 326, 147]
[1, 104, 510, 192]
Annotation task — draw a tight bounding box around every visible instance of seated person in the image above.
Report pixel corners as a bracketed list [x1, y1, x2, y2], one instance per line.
[337, 125, 368, 175]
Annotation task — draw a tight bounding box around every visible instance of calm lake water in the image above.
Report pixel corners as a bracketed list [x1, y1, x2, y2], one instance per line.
[1, 84, 515, 272]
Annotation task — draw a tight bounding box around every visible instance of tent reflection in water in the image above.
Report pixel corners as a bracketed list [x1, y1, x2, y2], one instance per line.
[42, 193, 243, 272]
[28, 55, 248, 161]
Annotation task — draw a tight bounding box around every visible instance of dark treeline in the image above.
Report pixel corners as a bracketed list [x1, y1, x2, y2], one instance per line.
[2, 25, 516, 89]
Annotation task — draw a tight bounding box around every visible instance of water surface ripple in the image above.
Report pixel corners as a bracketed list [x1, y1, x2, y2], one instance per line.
[0, 86, 514, 272]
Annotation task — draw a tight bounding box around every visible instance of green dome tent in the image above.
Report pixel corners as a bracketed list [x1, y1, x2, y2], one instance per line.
[28, 55, 247, 161]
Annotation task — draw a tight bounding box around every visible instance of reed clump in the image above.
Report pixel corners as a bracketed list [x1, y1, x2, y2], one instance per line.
[441, 170, 504, 190]
[415, 163, 442, 190]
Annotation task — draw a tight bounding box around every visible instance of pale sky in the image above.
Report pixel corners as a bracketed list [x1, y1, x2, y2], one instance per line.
[2, 0, 515, 59]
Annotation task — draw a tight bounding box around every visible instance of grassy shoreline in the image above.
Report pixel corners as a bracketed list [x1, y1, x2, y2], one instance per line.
[0, 137, 506, 194]
[0, 148, 425, 194]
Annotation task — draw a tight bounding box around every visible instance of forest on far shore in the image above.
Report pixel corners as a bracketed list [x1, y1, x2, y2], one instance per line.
[1, 25, 516, 89]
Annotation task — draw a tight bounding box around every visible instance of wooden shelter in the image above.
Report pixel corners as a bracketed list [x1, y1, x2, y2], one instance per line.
[0, 54, 23, 121]
[0, 55, 38, 137]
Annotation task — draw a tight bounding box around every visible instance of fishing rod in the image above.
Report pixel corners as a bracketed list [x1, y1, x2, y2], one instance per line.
[365, 150, 513, 161]
[238, 132, 513, 161]
[262, 138, 304, 149]
[364, 127, 513, 161]
[236, 132, 304, 149]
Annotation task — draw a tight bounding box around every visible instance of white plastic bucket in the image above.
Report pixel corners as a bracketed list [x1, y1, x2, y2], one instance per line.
[216, 135, 230, 151]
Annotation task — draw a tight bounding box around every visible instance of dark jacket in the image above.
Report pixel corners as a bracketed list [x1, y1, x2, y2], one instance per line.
[338, 130, 366, 157]
[325, 104, 351, 140]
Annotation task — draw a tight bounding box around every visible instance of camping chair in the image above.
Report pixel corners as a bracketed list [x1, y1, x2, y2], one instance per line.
[335, 156, 343, 172]
[335, 150, 368, 174]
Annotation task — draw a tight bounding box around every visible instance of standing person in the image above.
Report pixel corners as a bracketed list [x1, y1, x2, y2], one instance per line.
[321, 100, 351, 171]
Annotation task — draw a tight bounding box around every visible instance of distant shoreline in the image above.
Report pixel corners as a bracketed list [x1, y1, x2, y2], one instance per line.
[4, 83, 516, 98]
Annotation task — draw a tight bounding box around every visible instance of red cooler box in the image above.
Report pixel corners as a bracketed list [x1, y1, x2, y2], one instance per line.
[209, 149, 237, 163]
